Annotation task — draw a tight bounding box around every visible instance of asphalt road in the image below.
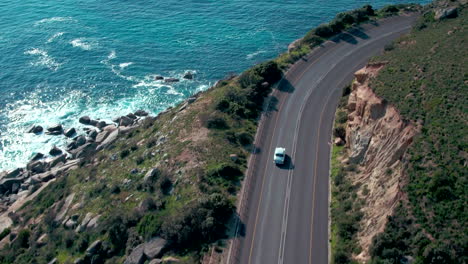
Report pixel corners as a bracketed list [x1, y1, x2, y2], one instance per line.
[229, 14, 419, 264]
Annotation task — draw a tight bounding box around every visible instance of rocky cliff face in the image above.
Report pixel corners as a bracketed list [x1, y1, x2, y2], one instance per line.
[344, 63, 417, 262]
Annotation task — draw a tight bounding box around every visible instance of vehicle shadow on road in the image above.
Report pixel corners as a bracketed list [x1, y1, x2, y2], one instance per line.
[277, 155, 295, 170]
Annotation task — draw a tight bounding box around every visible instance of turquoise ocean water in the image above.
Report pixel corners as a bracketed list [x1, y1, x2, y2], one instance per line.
[0, 0, 430, 170]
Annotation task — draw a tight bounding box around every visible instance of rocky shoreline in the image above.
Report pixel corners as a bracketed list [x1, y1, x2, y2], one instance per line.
[0, 94, 199, 232]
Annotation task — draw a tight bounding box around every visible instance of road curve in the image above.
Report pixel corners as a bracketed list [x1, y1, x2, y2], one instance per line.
[227, 14, 419, 264]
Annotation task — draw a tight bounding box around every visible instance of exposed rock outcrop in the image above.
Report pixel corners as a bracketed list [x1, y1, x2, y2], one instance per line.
[345, 63, 417, 262]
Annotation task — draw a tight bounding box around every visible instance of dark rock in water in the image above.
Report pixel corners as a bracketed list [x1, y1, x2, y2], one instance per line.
[183, 72, 193, 80]
[88, 131, 98, 140]
[187, 97, 196, 104]
[28, 161, 46, 174]
[89, 119, 99, 127]
[164, 78, 179, 83]
[134, 110, 149, 117]
[112, 116, 121, 124]
[47, 124, 63, 133]
[27, 125, 43, 134]
[31, 152, 44, 161]
[64, 128, 76, 138]
[46, 130, 63, 136]
[79, 116, 91, 125]
[154, 76, 164, 80]
[49, 146, 63, 156]
[75, 135, 87, 146]
[119, 116, 134, 127]
[97, 121, 107, 129]
[67, 142, 77, 151]
[127, 113, 137, 120]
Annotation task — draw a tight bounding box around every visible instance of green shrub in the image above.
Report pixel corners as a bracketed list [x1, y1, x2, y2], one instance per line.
[206, 113, 229, 129]
[137, 214, 162, 240]
[237, 132, 254, 146]
[160, 193, 233, 249]
[207, 163, 243, 181]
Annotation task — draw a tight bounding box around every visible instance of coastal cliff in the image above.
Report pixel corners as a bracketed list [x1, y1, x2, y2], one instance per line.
[344, 64, 417, 261]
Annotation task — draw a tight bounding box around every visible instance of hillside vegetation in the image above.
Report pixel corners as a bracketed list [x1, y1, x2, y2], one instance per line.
[367, 2, 467, 263]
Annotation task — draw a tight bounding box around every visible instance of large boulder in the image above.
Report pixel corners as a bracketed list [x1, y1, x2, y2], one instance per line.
[64, 128, 76, 138]
[119, 116, 134, 127]
[47, 124, 63, 133]
[49, 154, 67, 168]
[49, 146, 63, 156]
[144, 168, 159, 183]
[143, 237, 167, 259]
[79, 116, 91, 125]
[31, 152, 44, 161]
[96, 129, 119, 151]
[85, 240, 102, 256]
[435, 7, 458, 20]
[27, 160, 46, 174]
[95, 130, 110, 144]
[88, 130, 98, 140]
[4, 168, 22, 179]
[124, 244, 145, 264]
[96, 121, 107, 129]
[27, 125, 43, 134]
[134, 110, 149, 117]
[71, 143, 97, 159]
[0, 178, 24, 194]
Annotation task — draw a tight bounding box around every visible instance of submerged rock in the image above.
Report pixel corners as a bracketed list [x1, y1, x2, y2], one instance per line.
[183, 72, 193, 79]
[164, 78, 179, 83]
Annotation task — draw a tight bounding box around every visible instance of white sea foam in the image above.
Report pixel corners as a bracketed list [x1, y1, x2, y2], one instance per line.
[70, 38, 95, 51]
[108, 50, 117, 60]
[35, 17, 74, 26]
[47, 32, 65, 43]
[24, 48, 61, 71]
[119, 62, 133, 69]
[246, 50, 266, 59]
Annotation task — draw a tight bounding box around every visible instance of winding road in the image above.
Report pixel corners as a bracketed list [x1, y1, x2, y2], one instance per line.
[226, 14, 419, 264]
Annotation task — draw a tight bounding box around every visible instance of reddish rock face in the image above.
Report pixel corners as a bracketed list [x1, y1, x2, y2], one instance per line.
[344, 63, 417, 262]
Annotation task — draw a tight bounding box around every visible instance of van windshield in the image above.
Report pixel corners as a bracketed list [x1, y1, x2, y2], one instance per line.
[276, 153, 284, 157]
